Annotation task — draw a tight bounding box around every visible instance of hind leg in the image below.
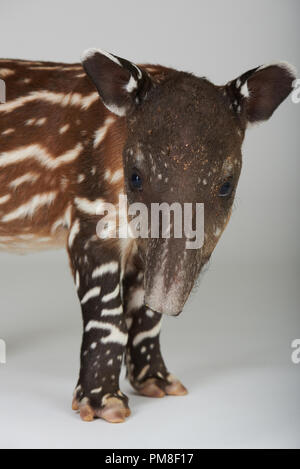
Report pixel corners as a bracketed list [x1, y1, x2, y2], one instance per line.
[123, 268, 188, 397]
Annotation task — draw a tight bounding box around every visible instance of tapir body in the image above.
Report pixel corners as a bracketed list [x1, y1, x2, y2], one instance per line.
[0, 51, 295, 422]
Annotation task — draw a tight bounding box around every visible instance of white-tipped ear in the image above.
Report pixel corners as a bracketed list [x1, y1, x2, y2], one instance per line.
[81, 48, 122, 67]
[81, 48, 152, 116]
[257, 61, 297, 78]
[225, 61, 297, 123]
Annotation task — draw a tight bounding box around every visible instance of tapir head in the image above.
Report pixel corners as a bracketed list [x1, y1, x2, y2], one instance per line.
[82, 49, 296, 315]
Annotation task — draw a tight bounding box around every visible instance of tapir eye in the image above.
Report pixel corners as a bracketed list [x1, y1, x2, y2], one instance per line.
[130, 172, 143, 191]
[218, 181, 233, 197]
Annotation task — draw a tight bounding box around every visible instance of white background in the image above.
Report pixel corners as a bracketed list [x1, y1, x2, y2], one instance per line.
[0, 0, 299, 449]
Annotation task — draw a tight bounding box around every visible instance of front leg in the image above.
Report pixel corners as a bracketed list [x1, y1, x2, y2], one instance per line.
[69, 222, 129, 423]
[123, 268, 188, 398]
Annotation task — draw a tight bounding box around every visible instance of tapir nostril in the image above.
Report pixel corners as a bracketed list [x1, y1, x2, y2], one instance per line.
[144, 303, 182, 317]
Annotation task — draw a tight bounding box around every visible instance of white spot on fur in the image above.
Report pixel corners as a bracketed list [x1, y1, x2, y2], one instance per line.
[101, 305, 123, 316]
[127, 287, 145, 313]
[68, 219, 80, 248]
[92, 262, 119, 278]
[1, 128, 14, 136]
[137, 365, 150, 381]
[1, 192, 56, 222]
[85, 321, 128, 346]
[0, 194, 11, 205]
[36, 117, 47, 126]
[102, 284, 120, 303]
[133, 318, 162, 347]
[91, 386, 102, 394]
[77, 174, 85, 183]
[0, 90, 98, 113]
[93, 116, 115, 148]
[125, 75, 137, 93]
[25, 118, 35, 126]
[59, 124, 70, 134]
[75, 271, 80, 289]
[10, 172, 39, 189]
[81, 286, 101, 305]
[104, 169, 111, 181]
[0, 143, 82, 169]
[0, 68, 15, 78]
[74, 197, 105, 215]
[111, 169, 123, 183]
[241, 82, 250, 98]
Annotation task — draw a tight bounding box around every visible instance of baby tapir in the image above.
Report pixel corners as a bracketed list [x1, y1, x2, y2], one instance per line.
[0, 50, 296, 422]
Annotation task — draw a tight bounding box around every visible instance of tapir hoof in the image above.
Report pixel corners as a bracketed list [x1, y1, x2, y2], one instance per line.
[72, 396, 131, 423]
[135, 374, 188, 398]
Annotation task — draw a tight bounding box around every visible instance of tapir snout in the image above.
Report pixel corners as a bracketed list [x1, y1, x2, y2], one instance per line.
[143, 238, 202, 316]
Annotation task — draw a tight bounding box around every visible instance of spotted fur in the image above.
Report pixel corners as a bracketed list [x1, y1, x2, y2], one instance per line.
[0, 52, 295, 422]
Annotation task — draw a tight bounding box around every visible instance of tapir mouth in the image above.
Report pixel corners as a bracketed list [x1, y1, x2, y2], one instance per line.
[144, 303, 182, 317]
[144, 264, 194, 316]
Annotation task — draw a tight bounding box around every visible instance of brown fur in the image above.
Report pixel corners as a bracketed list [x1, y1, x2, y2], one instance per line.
[0, 53, 295, 422]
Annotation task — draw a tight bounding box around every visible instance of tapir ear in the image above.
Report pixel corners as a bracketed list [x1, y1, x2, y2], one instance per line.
[225, 62, 297, 123]
[81, 48, 152, 116]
